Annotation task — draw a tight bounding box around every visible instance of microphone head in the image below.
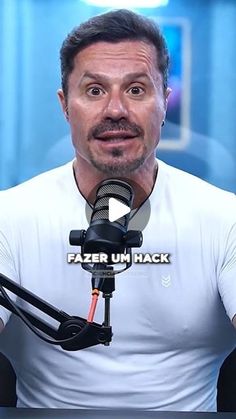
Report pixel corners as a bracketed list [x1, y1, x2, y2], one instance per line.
[91, 179, 134, 228]
[83, 179, 134, 257]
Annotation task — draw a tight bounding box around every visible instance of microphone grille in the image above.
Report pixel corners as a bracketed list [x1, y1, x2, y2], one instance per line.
[97, 183, 132, 201]
[91, 179, 134, 227]
[92, 208, 109, 220]
[92, 208, 126, 226]
[95, 197, 110, 208]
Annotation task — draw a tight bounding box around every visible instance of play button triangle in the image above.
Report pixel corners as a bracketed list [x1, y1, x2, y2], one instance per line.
[108, 197, 131, 222]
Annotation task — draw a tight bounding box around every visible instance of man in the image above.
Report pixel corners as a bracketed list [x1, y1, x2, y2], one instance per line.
[0, 9, 235, 411]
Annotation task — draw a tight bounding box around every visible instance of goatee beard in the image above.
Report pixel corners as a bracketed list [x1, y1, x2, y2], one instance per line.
[90, 152, 146, 177]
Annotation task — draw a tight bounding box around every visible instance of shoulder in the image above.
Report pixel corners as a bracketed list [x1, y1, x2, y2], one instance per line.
[0, 161, 75, 212]
[156, 160, 236, 240]
[158, 159, 236, 214]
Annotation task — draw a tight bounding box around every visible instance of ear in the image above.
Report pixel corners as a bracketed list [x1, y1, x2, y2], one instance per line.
[57, 89, 69, 121]
[164, 87, 172, 110]
[161, 87, 172, 124]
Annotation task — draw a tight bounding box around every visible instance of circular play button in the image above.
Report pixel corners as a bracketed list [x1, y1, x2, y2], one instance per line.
[85, 178, 151, 232]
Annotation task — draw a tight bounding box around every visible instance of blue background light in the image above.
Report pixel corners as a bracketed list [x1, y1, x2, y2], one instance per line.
[0, 0, 235, 192]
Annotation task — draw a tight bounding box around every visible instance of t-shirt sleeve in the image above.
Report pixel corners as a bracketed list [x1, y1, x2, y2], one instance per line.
[0, 198, 20, 327]
[217, 218, 236, 322]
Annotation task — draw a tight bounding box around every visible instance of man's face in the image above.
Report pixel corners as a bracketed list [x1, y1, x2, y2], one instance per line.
[58, 40, 170, 176]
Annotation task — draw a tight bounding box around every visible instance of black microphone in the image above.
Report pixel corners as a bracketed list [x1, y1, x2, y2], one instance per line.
[70, 179, 139, 260]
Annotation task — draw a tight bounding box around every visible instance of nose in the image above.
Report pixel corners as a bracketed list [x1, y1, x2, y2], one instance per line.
[103, 91, 129, 121]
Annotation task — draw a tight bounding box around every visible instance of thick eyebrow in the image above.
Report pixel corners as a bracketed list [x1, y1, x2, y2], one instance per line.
[79, 71, 151, 85]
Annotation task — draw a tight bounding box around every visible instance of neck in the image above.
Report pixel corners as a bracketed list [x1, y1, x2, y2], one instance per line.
[73, 155, 158, 208]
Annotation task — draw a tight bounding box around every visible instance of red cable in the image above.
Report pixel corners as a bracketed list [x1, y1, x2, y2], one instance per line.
[87, 289, 100, 323]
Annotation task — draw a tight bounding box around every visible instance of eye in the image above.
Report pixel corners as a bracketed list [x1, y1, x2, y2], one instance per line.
[87, 86, 104, 96]
[128, 86, 145, 96]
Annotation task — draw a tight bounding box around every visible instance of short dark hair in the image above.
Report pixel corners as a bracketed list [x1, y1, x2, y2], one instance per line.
[60, 9, 169, 98]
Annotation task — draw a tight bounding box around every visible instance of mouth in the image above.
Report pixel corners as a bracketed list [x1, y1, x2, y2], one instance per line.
[94, 131, 138, 142]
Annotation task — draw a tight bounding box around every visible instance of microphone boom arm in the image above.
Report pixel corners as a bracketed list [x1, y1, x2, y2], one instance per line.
[0, 273, 112, 351]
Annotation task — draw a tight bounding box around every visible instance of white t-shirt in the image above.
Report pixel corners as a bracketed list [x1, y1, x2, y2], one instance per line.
[0, 160, 235, 411]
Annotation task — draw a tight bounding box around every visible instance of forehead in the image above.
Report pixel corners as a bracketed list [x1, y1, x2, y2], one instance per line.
[72, 40, 159, 79]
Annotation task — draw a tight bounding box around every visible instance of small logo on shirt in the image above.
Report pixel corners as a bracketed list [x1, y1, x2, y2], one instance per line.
[161, 275, 171, 287]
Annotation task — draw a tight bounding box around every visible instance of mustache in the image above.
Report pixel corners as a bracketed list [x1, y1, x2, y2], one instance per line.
[89, 119, 144, 139]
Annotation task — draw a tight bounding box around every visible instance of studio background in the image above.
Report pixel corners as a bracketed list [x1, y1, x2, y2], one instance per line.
[0, 0, 235, 191]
